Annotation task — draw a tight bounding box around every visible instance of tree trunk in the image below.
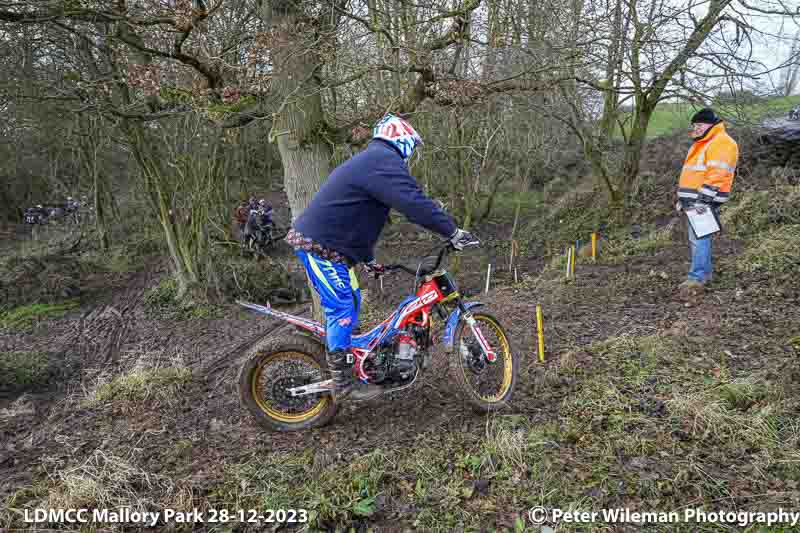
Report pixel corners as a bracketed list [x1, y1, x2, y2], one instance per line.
[261, 9, 334, 320]
[78, 115, 110, 250]
[618, 107, 653, 211]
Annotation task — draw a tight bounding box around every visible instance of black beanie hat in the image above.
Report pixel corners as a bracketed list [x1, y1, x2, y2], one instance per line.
[691, 107, 720, 125]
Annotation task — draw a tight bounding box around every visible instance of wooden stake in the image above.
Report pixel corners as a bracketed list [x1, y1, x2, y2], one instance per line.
[485, 264, 492, 294]
[570, 245, 576, 278]
[592, 232, 597, 261]
[509, 239, 519, 272]
[536, 305, 545, 362]
[514, 267, 518, 284]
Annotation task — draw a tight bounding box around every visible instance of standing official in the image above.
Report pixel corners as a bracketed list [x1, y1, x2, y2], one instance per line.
[676, 108, 739, 296]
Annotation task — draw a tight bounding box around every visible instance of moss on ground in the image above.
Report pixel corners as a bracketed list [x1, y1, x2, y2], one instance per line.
[0, 301, 79, 331]
[0, 351, 53, 394]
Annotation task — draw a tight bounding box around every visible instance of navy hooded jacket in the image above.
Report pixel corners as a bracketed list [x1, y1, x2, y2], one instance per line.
[293, 139, 457, 264]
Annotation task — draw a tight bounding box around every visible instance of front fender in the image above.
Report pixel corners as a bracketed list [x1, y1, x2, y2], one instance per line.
[442, 302, 484, 350]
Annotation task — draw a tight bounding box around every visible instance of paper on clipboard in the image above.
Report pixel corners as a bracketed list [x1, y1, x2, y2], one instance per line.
[686, 206, 720, 238]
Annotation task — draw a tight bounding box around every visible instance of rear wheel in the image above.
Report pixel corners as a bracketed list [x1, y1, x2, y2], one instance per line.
[238, 335, 338, 431]
[449, 312, 518, 413]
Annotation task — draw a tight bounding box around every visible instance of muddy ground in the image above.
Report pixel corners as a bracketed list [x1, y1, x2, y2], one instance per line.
[1, 189, 799, 531]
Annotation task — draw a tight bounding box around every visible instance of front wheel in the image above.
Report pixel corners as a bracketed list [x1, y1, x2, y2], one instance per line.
[238, 335, 338, 431]
[449, 312, 518, 413]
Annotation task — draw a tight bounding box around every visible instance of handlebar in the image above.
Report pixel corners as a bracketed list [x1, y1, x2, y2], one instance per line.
[383, 264, 418, 276]
[378, 242, 463, 279]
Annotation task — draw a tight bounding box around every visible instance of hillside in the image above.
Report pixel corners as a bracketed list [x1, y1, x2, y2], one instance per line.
[1, 134, 799, 531]
[624, 95, 800, 139]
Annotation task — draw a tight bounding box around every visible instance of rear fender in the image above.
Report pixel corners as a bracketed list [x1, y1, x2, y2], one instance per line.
[442, 302, 485, 351]
[237, 300, 326, 338]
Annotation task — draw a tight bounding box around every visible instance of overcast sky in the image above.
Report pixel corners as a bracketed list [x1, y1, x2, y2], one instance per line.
[720, 2, 800, 95]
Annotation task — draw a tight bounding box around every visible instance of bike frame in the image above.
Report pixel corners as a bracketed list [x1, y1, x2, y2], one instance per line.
[237, 248, 497, 387]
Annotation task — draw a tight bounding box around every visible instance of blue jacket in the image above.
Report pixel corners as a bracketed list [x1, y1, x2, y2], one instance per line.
[293, 139, 457, 264]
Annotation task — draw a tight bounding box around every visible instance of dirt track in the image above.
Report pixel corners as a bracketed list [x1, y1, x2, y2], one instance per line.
[0, 229, 761, 459]
[2, 206, 799, 530]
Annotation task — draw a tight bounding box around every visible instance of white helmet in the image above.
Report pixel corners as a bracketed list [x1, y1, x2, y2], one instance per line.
[372, 114, 423, 163]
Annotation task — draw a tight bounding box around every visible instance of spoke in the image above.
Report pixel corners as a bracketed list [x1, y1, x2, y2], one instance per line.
[459, 318, 509, 401]
[257, 356, 325, 415]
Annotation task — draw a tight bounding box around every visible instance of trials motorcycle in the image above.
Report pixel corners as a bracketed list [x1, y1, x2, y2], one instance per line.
[236, 243, 519, 432]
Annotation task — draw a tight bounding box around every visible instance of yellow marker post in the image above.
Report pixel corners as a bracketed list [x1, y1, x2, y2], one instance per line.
[536, 305, 545, 362]
[570, 245, 576, 278]
[591, 232, 597, 261]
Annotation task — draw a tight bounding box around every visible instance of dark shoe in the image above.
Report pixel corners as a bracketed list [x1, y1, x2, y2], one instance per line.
[326, 350, 355, 399]
[679, 279, 705, 299]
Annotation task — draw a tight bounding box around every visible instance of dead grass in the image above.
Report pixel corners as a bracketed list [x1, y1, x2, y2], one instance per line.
[2, 451, 194, 530]
[47, 450, 174, 510]
[600, 224, 677, 264]
[82, 350, 192, 408]
[0, 394, 36, 418]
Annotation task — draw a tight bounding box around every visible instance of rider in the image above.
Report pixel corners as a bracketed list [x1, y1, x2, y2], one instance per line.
[257, 199, 274, 228]
[286, 113, 478, 400]
[234, 196, 255, 237]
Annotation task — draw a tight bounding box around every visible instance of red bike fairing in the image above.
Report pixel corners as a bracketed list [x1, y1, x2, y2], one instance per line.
[396, 279, 443, 329]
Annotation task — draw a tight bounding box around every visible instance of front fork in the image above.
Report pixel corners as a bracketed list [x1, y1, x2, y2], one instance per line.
[455, 302, 497, 363]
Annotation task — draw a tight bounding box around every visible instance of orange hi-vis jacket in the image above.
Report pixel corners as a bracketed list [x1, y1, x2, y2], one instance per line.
[678, 122, 739, 205]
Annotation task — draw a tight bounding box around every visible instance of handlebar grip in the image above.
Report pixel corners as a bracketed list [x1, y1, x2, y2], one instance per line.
[384, 264, 416, 275]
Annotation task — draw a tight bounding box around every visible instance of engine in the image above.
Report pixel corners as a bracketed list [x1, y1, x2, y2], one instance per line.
[361, 346, 392, 383]
[361, 327, 428, 385]
[392, 333, 418, 380]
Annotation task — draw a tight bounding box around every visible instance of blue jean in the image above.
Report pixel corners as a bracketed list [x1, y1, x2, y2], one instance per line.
[295, 250, 361, 352]
[687, 224, 713, 283]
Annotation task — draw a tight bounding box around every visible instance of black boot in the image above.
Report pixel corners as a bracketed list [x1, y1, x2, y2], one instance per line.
[326, 349, 355, 398]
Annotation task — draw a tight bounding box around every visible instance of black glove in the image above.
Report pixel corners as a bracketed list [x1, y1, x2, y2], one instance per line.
[698, 193, 715, 205]
[449, 228, 480, 250]
[363, 260, 386, 277]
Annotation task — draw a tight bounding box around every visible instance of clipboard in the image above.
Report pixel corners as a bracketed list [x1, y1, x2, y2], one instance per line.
[685, 205, 720, 238]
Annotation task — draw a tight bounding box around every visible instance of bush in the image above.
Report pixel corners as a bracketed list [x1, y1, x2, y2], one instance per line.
[736, 224, 800, 275]
[215, 254, 303, 304]
[0, 351, 53, 394]
[0, 254, 83, 309]
[720, 188, 800, 238]
[143, 277, 222, 320]
[524, 191, 608, 257]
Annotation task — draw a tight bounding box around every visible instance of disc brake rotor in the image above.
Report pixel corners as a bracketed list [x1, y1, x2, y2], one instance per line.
[460, 340, 486, 374]
[272, 376, 314, 408]
[259, 362, 323, 414]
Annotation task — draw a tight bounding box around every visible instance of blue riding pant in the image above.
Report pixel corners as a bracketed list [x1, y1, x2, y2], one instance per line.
[295, 250, 361, 352]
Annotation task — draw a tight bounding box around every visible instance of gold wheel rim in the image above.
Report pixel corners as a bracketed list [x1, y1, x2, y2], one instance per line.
[459, 316, 513, 403]
[251, 352, 329, 423]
